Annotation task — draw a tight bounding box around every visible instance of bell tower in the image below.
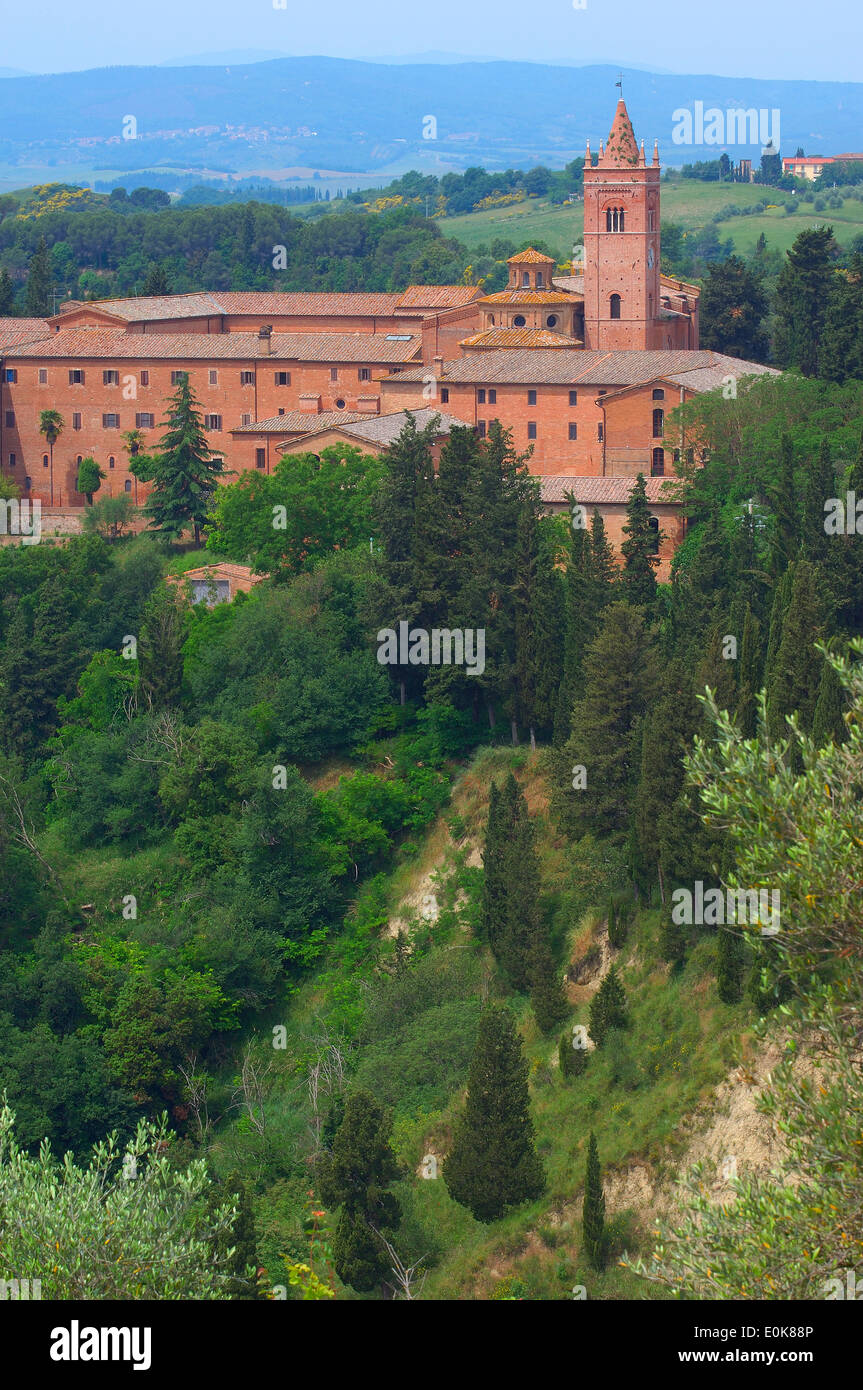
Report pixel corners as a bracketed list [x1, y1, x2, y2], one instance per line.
[582, 97, 661, 349]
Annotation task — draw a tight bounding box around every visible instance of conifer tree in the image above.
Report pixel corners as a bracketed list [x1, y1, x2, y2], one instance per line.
[0, 268, 15, 316]
[481, 774, 519, 951]
[560, 602, 659, 843]
[659, 909, 687, 966]
[24, 236, 52, 317]
[444, 1004, 544, 1222]
[620, 473, 660, 609]
[559, 1029, 588, 1079]
[766, 559, 828, 740]
[772, 226, 838, 376]
[138, 584, 186, 711]
[802, 437, 836, 566]
[769, 434, 799, 575]
[528, 928, 569, 1033]
[716, 926, 744, 1004]
[318, 1089, 401, 1292]
[553, 506, 615, 744]
[141, 263, 171, 296]
[136, 376, 224, 545]
[589, 508, 617, 600]
[499, 803, 541, 991]
[513, 509, 564, 748]
[812, 653, 847, 747]
[582, 1131, 606, 1272]
[734, 603, 761, 738]
[694, 622, 738, 719]
[588, 964, 627, 1047]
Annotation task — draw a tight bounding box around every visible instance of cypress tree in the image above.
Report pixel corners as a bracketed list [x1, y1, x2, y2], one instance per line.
[481, 774, 519, 951]
[716, 925, 744, 1004]
[559, 1028, 588, 1079]
[582, 1132, 606, 1272]
[620, 473, 660, 609]
[528, 928, 569, 1033]
[317, 1089, 401, 1292]
[734, 602, 761, 738]
[24, 236, 52, 317]
[772, 225, 838, 376]
[812, 653, 847, 747]
[141, 263, 171, 296]
[765, 559, 827, 740]
[802, 437, 836, 565]
[659, 908, 687, 966]
[444, 1003, 544, 1222]
[513, 510, 564, 748]
[553, 506, 615, 745]
[588, 964, 627, 1047]
[769, 433, 799, 575]
[0, 268, 15, 316]
[137, 375, 224, 545]
[694, 621, 738, 719]
[138, 584, 186, 711]
[499, 804, 541, 991]
[589, 508, 617, 600]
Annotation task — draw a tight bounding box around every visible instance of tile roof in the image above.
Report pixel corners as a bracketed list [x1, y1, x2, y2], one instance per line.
[55, 293, 223, 323]
[394, 285, 482, 309]
[477, 289, 575, 305]
[540, 475, 683, 505]
[51, 286, 476, 325]
[461, 327, 582, 349]
[5, 329, 421, 363]
[213, 291, 404, 317]
[0, 317, 51, 348]
[233, 409, 369, 434]
[333, 407, 463, 445]
[507, 247, 556, 264]
[552, 274, 585, 294]
[389, 348, 777, 389]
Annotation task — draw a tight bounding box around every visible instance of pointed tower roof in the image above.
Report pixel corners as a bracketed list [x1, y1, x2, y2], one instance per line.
[601, 99, 640, 168]
[507, 246, 555, 264]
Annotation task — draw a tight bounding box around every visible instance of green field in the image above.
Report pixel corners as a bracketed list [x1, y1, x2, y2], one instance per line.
[440, 180, 863, 261]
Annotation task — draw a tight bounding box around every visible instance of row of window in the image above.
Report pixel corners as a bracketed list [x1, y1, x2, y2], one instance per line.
[475, 420, 604, 443]
[4, 367, 372, 387]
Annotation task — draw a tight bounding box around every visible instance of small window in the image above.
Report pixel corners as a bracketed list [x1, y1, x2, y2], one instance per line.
[140, 370, 150, 387]
[240, 370, 254, 385]
[651, 448, 665, 476]
[477, 388, 486, 404]
[4, 411, 14, 428]
[103, 370, 119, 385]
[648, 209, 656, 231]
[135, 412, 154, 429]
[8, 452, 15, 467]
[513, 315, 526, 327]
[102, 413, 120, 428]
[209, 369, 218, 386]
[72, 412, 82, 430]
[275, 371, 291, 386]
[42, 454, 48, 468]
[527, 422, 537, 440]
[648, 516, 660, 552]
[278, 408, 285, 415]
[569, 423, 578, 441]
[652, 388, 665, 401]
[522, 272, 530, 287]
[569, 390, 578, 406]
[38, 368, 47, 385]
[69, 368, 85, 385]
[5, 369, 17, 384]
[477, 420, 486, 438]
[359, 367, 371, 382]
[597, 423, 604, 442]
[241, 413, 251, 426]
[536, 272, 544, 288]
[610, 294, 621, 320]
[527, 389, 537, 406]
[686, 446, 695, 465]
[204, 414, 222, 431]
[335, 398, 346, 410]
[330, 368, 338, 382]
[488, 388, 496, 405]
[76, 454, 83, 465]
[24, 476, 31, 491]
[653, 408, 664, 437]
[440, 388, 449, 404]
[124, 479, 132, 493]
[108, 456, 115, 470]
[255, 448, 266, 470]
[171, 370, 188, 386]
[547, 314, 557, 328]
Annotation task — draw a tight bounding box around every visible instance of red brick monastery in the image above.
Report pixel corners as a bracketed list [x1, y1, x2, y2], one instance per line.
[0, 99, 776, 573]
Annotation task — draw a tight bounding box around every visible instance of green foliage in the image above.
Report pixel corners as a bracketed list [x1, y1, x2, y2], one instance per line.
[318, 1089, 401, 1291]
[582, 1131, 606, 1272]
[588, 965, 628, 1048]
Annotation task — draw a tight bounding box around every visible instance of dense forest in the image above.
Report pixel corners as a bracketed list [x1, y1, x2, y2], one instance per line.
[2, 336, 863, 1296]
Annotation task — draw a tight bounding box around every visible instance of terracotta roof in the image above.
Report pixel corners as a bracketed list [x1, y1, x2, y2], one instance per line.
[5, 329, 421, 363]
[507, 247, 556, 264]
[461, 327, 582, 349]
[0, 317, 51, 348]
[233, 409, 368, 434]
[601, 99, 641, 168]
[552, 274, 585, 294]
[213, 291, 404, 317]
[389, 348, 776, 389]
[331, 407, 463, 446]
[394, 285, 482, 309]
[478, 289, 575, 306]
[540, 475, 682, 505]
[54, 293, 223, 323]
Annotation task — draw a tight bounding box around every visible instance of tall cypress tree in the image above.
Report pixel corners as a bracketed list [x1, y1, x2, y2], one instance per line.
[444, 1003, 544, 1222]
[553, 506, 615, 745]
[734, 602, 761, 738]
[529, 928, 569, 1033]
[802, 437, 836, 565]
[24, 236, 52, 317]
[513, 510, 564, 748]
[766, 559, 828, 739]
[812, 652, 847, 747]
[0, 268, 15, 316]
[772, 226, 838, 376]
[620, 473, 660, 609]
[136, 375, 224, 545]
[582, 1131, 606, 1272]
[317, 1089, 401, 1292]
[588, 964, 628, 1047]
[716, 925, 744, 1004]
[769, 434, 799, 576]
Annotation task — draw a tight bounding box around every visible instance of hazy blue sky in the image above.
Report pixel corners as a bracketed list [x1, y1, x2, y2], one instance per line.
[4, 0, 861, 83]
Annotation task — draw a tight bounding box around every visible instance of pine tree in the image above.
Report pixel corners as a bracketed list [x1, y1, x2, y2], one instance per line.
[444, 1003, 544, 1222]
[141, 263, 171, 296]
[138, 376, 224, 544]
[620, 473, 660, 609]
[582, 1131, 606, 1272]
[802, 437, 836, 565]
[716, 926, 744, 1004]
[513, 510, 564, 748]
[769, 434, 799, 575]
[766, 559, 828, 740]
[481, 775, 518, 951]
[588, 964, 627, 1047]
[734, 603, 761, 738]
[772, 226, 839, 376]
[528, 928, 569, 1033]
[138, 584, 186, 711]
[699, 255, 769, 360]
[819, 252, 863, 384]
[24, 236, 52, 317]
[559, 1028, 588, 1079]
[317, 1089, 401, 1292]
[553, 506, 615, 745]
[499, 802, 541, 991]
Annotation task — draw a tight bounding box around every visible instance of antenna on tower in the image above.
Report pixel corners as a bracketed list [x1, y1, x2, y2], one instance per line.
[616, 72, 623, 96]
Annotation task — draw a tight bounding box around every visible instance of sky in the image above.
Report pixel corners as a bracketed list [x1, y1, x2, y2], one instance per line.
[3, 0, 861, 84]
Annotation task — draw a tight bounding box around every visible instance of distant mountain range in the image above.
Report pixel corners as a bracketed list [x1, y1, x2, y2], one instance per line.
[0, 56, 861, 186]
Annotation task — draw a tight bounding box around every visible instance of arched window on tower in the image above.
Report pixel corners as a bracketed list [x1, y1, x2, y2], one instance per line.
[536, 272, 544, 287]
[605, 207, 625, 232]
[652, 407, 664, 437]
[522, 272, 530, 287]
[610, 294, 621, 320]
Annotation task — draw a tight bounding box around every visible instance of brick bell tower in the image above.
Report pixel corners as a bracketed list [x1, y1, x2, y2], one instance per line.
[582, 97, 661, 350]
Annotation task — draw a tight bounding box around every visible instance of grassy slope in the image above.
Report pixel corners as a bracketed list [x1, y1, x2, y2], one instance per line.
[439, 182, 863, 260]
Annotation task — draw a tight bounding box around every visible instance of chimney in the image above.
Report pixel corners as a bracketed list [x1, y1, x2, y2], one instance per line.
[433, 354, 444, 377]
[258, 324, 273, 356]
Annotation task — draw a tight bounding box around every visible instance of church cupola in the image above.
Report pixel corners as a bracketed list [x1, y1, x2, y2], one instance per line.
[506, 247, 556, 291]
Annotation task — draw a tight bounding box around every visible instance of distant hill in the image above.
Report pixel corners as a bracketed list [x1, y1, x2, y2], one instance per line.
[1, 56, 862, 182]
